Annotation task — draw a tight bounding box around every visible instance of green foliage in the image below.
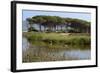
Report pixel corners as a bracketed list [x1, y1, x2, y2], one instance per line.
[46, 28, 52, 32]
[28, 27, 38, 32]
[23, 32, 90, 45]
[26, 15, 91, 33]
[26, 18, 33, 24]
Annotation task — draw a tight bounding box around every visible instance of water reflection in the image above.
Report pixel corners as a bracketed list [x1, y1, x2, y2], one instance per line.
[22, 37, 30, 51]
[22, 37, 91, 63]
[63, 50, 90, 60]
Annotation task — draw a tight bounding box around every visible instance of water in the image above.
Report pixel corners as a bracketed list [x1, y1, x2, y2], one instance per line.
[22, 37, 30, 51]
[22, 37, 91, 62]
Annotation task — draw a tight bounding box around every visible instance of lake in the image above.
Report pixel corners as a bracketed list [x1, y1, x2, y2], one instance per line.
[22, 37, 91, 63]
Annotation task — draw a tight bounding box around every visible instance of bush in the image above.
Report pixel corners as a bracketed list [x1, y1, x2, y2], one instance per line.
[28, 27, 38, 32]
[46, 29, 52, 33]
[24, 32, 90, 45]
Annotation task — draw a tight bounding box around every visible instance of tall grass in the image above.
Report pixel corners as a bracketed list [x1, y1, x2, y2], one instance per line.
[23, 32, 91, 45]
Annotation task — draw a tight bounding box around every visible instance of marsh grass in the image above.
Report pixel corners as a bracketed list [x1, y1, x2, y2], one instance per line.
[23, 32, 90, 46]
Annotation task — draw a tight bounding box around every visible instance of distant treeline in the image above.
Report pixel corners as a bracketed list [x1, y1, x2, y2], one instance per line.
[26, 15, 91, 33]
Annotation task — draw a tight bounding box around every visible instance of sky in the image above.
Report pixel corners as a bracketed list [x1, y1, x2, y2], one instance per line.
[22, 10, 91, 22]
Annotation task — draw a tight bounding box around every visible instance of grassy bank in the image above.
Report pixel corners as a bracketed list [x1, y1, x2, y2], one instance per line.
[23, 32, 91, 46]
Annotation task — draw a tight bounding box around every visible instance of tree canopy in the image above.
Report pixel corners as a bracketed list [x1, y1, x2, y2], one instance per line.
[26, 15, 91, 33]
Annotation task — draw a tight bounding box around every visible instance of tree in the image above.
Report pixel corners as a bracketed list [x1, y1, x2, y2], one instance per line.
[26, 15, 90, 33]
[42, 16, 58, 31]
[32, 16, 46, 32]
[26, 18, 34, 32]
[55, 17, 66, 31]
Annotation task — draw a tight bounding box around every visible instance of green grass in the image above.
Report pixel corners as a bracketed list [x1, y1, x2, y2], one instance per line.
[23, 32, 91, 45]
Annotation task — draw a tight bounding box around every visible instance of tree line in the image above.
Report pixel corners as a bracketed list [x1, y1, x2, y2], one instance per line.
[26, 15, 91, 33]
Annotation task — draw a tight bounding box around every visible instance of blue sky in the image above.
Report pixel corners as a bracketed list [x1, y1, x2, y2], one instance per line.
[22, 10, 91, 22]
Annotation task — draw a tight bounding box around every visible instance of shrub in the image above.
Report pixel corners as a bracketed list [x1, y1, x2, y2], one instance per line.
[28, 27, 38, 32]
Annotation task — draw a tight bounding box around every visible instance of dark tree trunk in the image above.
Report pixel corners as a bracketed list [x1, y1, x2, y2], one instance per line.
[61, 26, 63, 31]
[56, 25, 58, 31]
[54, 26, 56, 31]
[39, 24, 41, 32]
[87, 27, 89, 33]
[44, 25, 46, 32]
